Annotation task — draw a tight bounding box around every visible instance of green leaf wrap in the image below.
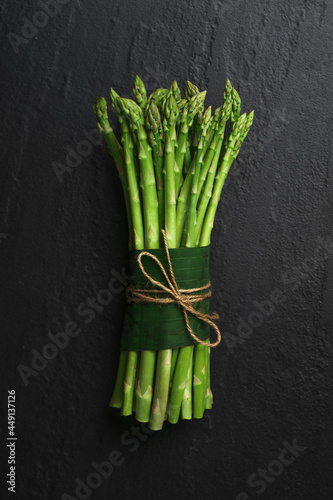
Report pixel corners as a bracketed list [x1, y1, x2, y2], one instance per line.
[120, 246, 211, 351]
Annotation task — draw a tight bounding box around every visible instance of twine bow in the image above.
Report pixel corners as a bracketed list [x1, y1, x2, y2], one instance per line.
[127, 230, 221, 348]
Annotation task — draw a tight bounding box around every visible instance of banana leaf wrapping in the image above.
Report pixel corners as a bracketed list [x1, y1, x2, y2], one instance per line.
[121, 246, 211, 351]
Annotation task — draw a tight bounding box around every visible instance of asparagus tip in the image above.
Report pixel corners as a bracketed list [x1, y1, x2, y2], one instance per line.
[110, 88, 123, 115]
[133, 75, 147, 109]
[93, 96, 107, 118]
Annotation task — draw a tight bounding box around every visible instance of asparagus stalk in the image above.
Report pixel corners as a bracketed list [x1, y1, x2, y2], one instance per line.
[198, 107, 222, 192]
[220, 79, 234, 157]
[196, 82, 234, 205]
[193, 343, 205, 418]
[175, 160, 195, 247]
[169, 348, 179, 386]
[181, 345, 193, 419]
[229, 87, 241, 136]
[174, 104, 188, 198]
[175, 92, 206, 196]
[132, 351, 140, 412]
[204, 340, 213, 409]
[147, 88, 169, 115]
[132, 74, 147, 112]
[93, 97, 126, 173]
[192, 110, 203, 156]
[109, 94, 145, 250]
[170, 79, 181, 101]
[106, 91, 142, 415]
[128, 97, 163, 414]
[195, 82, 234, 404]
[223, 79, 234, 109]
[149, 94, 180, 428]
[109, 351, 127, 408]
[168, 108, 213, 424]
[163, 94, 179, 249]
[168, 344, 193, 423]
[146, 100, 164, 239]
[197, 77, 233, 197]
[195, 102, 232, 244]
[199, 111, 254, 246]
[120, 96, 161, 422]
[135, 350, 156, 422]
[197, 134, 218, 202]
[119, 96, 160, 249]
[185, 80, 200, 100]
[93, 97, 134, 250]
[121, 351, 138, 416]
[184, 140, 192, 174]
[176, 98, 188, 116]
[175, 92, 207, 247]
[185, 106, 212, 248]
[111, 90, 159, 422]
[149, 349, 172, 430]
[166, 347, 180, 418]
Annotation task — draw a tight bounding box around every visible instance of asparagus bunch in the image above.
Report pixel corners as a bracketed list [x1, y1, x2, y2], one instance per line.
[93, 75, 254, 430]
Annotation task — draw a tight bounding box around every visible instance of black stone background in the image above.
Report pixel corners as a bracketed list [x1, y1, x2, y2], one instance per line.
[1, 0, 332, 499]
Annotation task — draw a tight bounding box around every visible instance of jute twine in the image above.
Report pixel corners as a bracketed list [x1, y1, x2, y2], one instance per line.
[126, 230, 221, 348]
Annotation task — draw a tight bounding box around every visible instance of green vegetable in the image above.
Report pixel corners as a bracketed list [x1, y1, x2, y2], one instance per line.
[93, 75, 254, 430]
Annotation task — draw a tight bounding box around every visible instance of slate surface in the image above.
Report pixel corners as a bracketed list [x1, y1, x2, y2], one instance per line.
[1, 1, 332, 499]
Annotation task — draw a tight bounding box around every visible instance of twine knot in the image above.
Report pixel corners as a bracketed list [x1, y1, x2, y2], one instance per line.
[127, 230, 221, 348]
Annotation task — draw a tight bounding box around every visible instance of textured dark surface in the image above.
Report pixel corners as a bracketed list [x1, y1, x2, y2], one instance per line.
[1, 0, 332, 499]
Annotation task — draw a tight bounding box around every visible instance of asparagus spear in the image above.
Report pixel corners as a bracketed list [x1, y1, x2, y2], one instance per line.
[93, 97, 126, 173]
[109, 91, 145, 251]
[93, 97, 134, 250]
[135, 349, 156, 422]
[176, 109, 214, 421]
[149, 94, 179, 430]
[163, 93, 179, 249]
[109, 351, 127, 408]
[109, 91, 159, 421]
[198, 78, 233, 194]
[120, 96, 160, 249]
[193, 343, 206, 418]
[168, 344, 194, 423]
[185, 106, 212, 248]
[181, 345, 193, 419]
[174, 93, 207, 248]
[199, 111, 254, 246]
[229, 87, 241, 136]
[174, 91, 206, 196]
[195, 101, 232, 244]
[132, 74, 147, 112]
[200, 106, 222, 169]
[192, 110, 203, 156]
[121, 351, 138, 415]
[223, 78, 233, 108]
[147, 87, 169, 118]
[166, 347, 180, 417]
[185, 80, 200, 100]
[145, 100, 164, 240]
[192, 82, 237, 417]
[176, 98, 188, 115]
[120, 96, 160, 422]
[169, 108, 213, 424]
[204, 341, 213, 409]
[170, 79, 182, 101]
[193, 82, 234, 409]
[184, 140, 192, 174]
[149, 349, 172, 430]
[169, 348, 179, 386]
[105, 91, 140, 415]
